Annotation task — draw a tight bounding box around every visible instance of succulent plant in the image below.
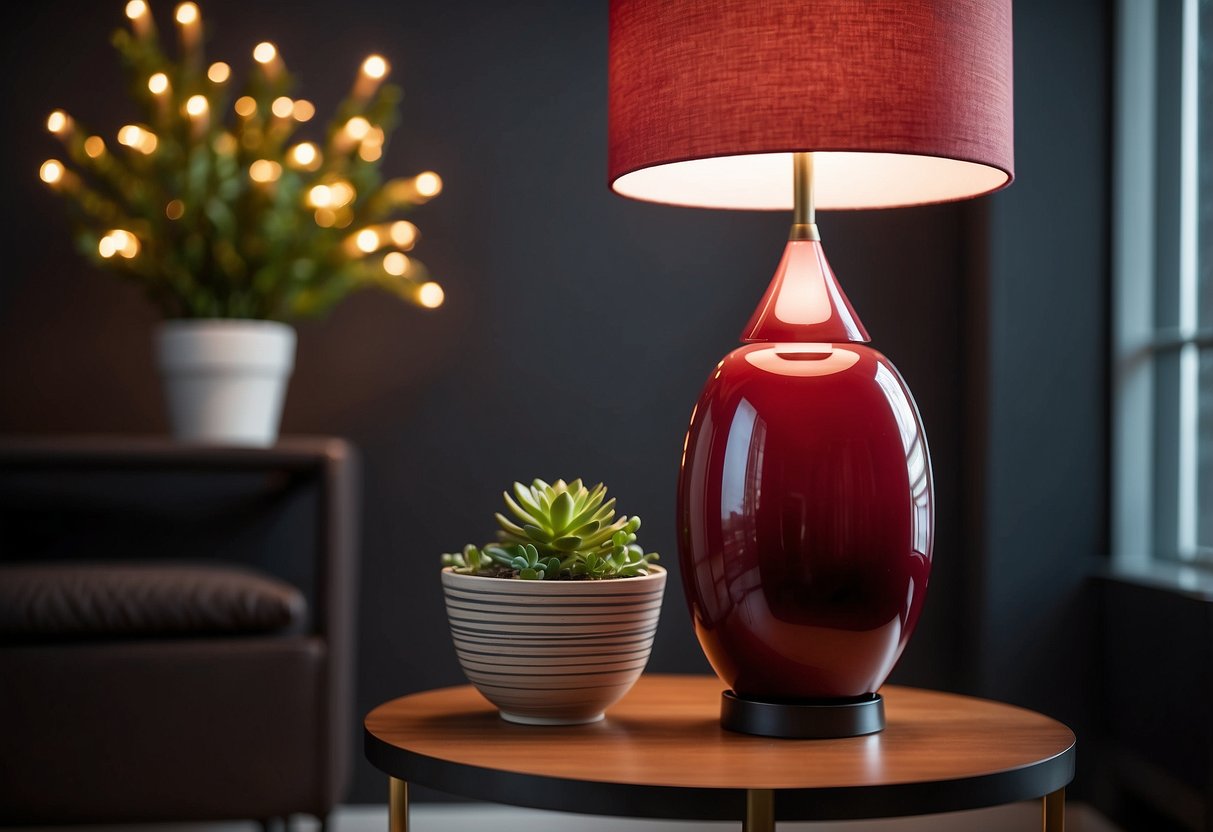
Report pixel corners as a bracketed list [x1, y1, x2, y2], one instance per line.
[441, 479, 659, 580]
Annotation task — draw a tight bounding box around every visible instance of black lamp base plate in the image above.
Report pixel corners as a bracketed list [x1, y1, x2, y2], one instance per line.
[720, 690, 886, 739]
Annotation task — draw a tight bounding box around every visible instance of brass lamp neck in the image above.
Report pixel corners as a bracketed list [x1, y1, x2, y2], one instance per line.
[790, 152, 821, 241]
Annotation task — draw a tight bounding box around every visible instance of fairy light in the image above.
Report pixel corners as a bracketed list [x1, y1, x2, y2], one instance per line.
[147, 73, 170, 95]
[98, 230, 140, 259]
[415, 171, 442, 197]
[207, 62, 231, 83]
[185, 95, 208, 117]
[112, 229, 139, 258]
[125, 0, 148, 20]
[329, 181, 355, 207]
[355, 228, 380, 253]
[418, 282, 445, 308]
[174, 2, 198, 24]
[39, 159, 64, 185]
[362, 55, 389, 79]
[46, 110, 69, 134]
[289, 142, 319, 169]
[344, 116, 371, 141]
[118, 125, 158, 154]
[84, 136, 105, 158]
[117, 125, 142, 146]
[253, 42, 277, 64]
[359, 144, 382, 162]
[249, 159, 282, 183]
[292, 99, 315, 122]
[389, 221, 418, 249]
[307, 184, 333, 208]
[382, 251, 409, 276]
[234, 96, 257, 117]
[314, 208, 336, 227]
[165, 199, 185, 220]
[271, 96, 294, 118]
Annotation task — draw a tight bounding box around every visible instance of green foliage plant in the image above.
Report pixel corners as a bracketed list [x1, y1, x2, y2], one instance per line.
[37, 0, 445, 320]
[441, 479, 660, 581]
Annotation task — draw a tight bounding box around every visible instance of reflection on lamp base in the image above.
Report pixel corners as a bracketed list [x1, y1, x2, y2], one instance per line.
[720, 690, 885, 739]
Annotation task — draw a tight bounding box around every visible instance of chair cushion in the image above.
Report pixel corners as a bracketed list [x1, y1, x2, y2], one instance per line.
[0, 562, 306, 641]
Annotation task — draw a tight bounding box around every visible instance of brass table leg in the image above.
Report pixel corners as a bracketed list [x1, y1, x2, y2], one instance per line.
[389, 777, 409, 832]
[1043, 787, 1064, 832]
[744, 788, 775, 832]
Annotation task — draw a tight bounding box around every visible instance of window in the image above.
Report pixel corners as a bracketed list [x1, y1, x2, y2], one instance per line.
[1113, 0, 1213, 567]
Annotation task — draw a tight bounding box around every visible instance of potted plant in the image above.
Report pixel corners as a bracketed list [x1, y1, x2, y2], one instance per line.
[441, 479, 666, 725]
[37, 1, 445, 445]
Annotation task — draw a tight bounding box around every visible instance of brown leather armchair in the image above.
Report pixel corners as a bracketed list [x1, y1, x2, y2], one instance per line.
[0, 438, 358, 829]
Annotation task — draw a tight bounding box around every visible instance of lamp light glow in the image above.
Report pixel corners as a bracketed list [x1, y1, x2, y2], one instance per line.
[207, 62, 231, 83]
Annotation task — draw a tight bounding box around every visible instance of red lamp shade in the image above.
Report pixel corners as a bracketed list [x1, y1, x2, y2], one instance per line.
[608, 0, 1014, 210]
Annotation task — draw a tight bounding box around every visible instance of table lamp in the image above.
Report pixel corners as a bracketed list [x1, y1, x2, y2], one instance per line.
[608, 0, 1013, 738]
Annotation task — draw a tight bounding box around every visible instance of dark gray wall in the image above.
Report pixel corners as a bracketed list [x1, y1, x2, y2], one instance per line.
[0, 0, 1108, 807]
[973, 0, 1110, 781]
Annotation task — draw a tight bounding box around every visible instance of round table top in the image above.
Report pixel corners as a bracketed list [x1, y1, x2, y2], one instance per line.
[364, 674, 1075, 822]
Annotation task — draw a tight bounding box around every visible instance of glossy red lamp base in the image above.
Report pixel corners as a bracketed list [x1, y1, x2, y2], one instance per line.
[676, 241, 934, 736]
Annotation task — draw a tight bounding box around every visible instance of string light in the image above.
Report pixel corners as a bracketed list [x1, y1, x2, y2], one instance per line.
[174, 2, 198, 25]
[344, 117, 371, 141]
[234, 96, 256, 117]
[415, 171, 442, 197]
[253, 42, 277, 64]
[389, 221, 418, 249]
[271, 96, 294, 118]
[359, 144, 382, 162]
[118, 125, 158, 154]
[46, 110, 69, 134]
[418, 282, 445, 308]
[292, 99, 315, 122]
[148, 73, 170, 95]
[125, 0, 148, 19]
[207, 62, 231, 83]
[289, 142, 320, 169]
[165, 199, 185, 220]
[307, 185, 333, 208]
[329, 181, 355, 207]
[362, 55, 389, 79]
[39, 159, 64, 184]
[99, 230, 139, 259]
[382, 252, 409, 276]
[355, 228, 379, 253]
[314, 208, 336, 227]
[84, 136, 105, 158]
[184, 95, 208, 117]
[249, 159, 282, 183]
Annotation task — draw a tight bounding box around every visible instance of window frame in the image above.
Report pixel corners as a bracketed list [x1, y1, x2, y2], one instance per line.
[1112, 0, 1213, 567]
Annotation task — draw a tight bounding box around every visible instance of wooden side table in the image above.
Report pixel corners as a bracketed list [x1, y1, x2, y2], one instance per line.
[365, 674, 1075, 831]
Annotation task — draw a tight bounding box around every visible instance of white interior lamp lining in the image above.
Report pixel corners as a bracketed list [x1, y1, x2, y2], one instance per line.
[611, 152, 1010, 210]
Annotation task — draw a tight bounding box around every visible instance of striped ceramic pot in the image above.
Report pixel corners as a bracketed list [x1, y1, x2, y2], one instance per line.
[441, 566, 666, 725]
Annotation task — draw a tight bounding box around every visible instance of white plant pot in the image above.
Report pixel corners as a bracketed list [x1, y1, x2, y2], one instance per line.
[155, 319, 296, 447]
[442, 566, 667, 725]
